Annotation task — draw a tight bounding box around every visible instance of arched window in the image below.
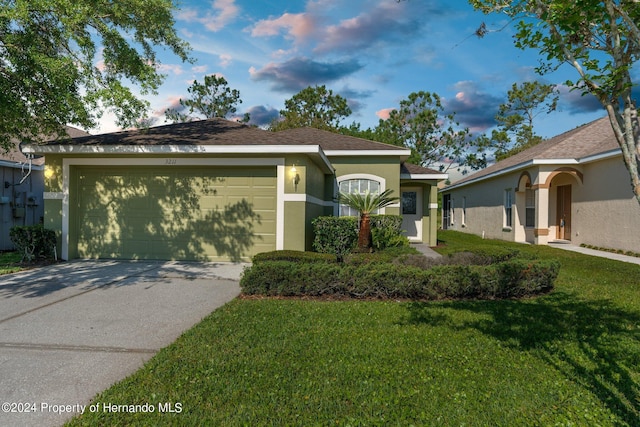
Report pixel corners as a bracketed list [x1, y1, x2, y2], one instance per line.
[338, 176, 383, 217]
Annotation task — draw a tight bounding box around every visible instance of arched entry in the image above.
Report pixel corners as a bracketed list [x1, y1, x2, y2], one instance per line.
[545, 168, 583, 241]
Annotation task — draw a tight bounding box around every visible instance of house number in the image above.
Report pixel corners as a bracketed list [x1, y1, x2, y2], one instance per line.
[165, 159, 177, 165]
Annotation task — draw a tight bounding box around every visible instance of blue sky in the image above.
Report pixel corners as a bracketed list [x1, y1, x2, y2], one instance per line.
[97, 0, 615, 140]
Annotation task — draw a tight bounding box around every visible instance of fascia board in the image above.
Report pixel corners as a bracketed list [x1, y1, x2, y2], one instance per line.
[401, 173, 448, 180]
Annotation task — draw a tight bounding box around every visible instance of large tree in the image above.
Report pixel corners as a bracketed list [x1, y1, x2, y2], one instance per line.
[165, 75, 247, 123]
[375, 91, 485, 172]
[0, 0, 191, 150]
[493, 81, 559, 160]
[269, 85, 351, 131]
[470, 0, 640, 204]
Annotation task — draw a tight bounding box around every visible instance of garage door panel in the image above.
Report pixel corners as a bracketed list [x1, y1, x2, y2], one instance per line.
[75, 166, 276, 261]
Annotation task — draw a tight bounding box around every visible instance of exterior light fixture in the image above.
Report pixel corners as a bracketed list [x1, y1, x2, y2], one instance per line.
[291, 164, 300, 191]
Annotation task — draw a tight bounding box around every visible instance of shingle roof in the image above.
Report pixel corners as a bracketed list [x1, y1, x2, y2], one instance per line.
[448, 116, 618, 187]
[41, 118, 408, 153]
[401, 162, 444, 175]
[2, 126, 89, 166]
[278, 127, 408, 152]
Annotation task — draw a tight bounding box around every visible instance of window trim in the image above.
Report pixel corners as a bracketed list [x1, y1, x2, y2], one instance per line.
[525, 187, 535, 228]
[336, 174, 387, 217]
[503, 189, 513, 230]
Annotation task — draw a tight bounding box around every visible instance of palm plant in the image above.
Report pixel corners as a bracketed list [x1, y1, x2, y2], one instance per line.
[338, 189, 399, 251]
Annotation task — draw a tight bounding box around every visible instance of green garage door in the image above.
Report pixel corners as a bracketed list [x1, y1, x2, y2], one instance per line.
[73, 166, 277, 261]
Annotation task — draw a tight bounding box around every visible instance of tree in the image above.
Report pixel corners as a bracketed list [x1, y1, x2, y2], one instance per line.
[165, 75, 246, 123]
[375, 91, 486, 172]
[0, 0, 191, 151]
[269, 85, 351, 131]
[470, 0, 640, 204]
[337, 189, 399, 251]
[494, 81, 559, 160]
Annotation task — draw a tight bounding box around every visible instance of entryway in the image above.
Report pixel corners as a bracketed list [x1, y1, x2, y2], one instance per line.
[556, 184, 572, 240]
[401, 188, 422, 241]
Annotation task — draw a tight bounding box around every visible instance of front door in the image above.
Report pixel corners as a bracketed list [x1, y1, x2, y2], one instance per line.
[556, 185, 572, 240]
[442, 194, 451, 230]
[401, 189, 422, 241]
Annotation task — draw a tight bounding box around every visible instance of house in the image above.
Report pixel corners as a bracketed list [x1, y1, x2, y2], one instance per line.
[1, 127, 90, 250]
[23, 119, 446, 261]
[440, 116, 640, 253]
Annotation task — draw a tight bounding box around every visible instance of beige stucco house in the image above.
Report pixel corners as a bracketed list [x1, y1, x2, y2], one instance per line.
[441, 117, 640, 254]
[24, 119, 446, 261]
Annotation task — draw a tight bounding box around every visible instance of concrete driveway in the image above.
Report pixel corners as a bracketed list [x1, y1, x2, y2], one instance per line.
[0, 260, 243, 427]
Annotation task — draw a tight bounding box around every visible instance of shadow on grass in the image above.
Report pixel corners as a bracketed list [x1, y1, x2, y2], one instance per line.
[402, 292, 640, 424]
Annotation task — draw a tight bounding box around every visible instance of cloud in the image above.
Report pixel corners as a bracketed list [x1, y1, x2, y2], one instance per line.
[244, 105, 280, 126]
[251, 13, 316, 42]
[219, 54, 232, 67]
[157, 64, 184, 76]
[376, 108, 394, 120]
[314, 1, 422, 54]
[249, 57, 363, 92]
[177, 0, 239, 32]
[443, 81, 503, 132]
[556, 84, 603, 114]
[192, 65, 208, 74]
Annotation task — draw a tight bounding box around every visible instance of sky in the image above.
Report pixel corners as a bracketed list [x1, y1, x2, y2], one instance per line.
[95, 0, 626, 142]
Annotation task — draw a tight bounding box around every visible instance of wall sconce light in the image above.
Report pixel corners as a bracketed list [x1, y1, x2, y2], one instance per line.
[44, 165, 55, 179]
[291, 164, 300, 191]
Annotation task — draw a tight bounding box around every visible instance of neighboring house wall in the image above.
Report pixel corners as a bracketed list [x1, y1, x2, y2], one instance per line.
[570, 157, 640, 253]
[444, 171, 517, 242]
[443, 155, 640, 254]
[0, 164, 45, 250]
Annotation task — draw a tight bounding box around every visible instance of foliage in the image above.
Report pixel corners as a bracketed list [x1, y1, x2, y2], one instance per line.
[269, 85, 351, 131]
[164, 75, 245, 123]
[64, 231, 640, 426]
[240, 257, 559, 300]
[337, 189, 399, 251]
[374, 91, 486, 172]
[493, 81, 559, 160]
[0, 251, 24, 275]
[311, 216, 358, 262]
[9, 224, 56, 263]
[0, 0, 191, 151]
[470, 0, 640, 204]
[371, 226, 409, 250]
[251, 250, 334, 264]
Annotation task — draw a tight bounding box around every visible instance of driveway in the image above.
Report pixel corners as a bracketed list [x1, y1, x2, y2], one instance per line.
[0, 260, 243, 427]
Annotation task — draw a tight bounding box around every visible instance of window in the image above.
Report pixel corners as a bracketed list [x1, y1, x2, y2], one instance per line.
[525, 188, 535, 228]
[338, 178, 381, 216]
[462, 196, 466, 226]
[504, 190, 512, 228]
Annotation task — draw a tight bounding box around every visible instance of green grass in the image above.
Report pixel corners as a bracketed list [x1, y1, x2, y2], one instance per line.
[66, 231, 640, 426]
[0, 251, 23, 275]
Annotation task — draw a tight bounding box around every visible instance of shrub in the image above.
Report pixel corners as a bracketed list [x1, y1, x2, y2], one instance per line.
[240, 258, 559, 300]
[252, 250, 334, 264]
[312, 216, 358, 261]
[9, 224, 57, 263]
[370, 215, 409, 250]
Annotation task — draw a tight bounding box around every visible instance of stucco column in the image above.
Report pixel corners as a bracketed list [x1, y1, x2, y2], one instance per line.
[534, 186, 550, 244]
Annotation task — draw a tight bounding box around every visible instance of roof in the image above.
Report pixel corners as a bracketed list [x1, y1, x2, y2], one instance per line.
[444, 116, 620, 190]
[1, 126, 89, 166]
[33, 118, 409, 155]
[401, 162, 448, 180]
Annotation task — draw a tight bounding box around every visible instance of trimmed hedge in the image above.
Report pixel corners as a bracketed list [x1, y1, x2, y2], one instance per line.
[312, 214, 409, 256]
[312, 216, 358, 261]
[9, 224, 57, 263]
[240, 258, 559, 300]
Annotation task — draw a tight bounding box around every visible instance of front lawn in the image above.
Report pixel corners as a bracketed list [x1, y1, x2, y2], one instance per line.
[0, 251, 24, 275]
[66, 231, 640, 426]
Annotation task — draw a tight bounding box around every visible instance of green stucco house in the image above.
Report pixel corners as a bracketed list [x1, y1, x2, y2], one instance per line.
[25, 119, 446, 261]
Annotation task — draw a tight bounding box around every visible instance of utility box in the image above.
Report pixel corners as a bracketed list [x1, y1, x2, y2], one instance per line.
[0, 196, 8, 204]
[13, 207, 25, 218]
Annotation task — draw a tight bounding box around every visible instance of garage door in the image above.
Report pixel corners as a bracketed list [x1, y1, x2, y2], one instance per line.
[73, 166, 276, 261]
